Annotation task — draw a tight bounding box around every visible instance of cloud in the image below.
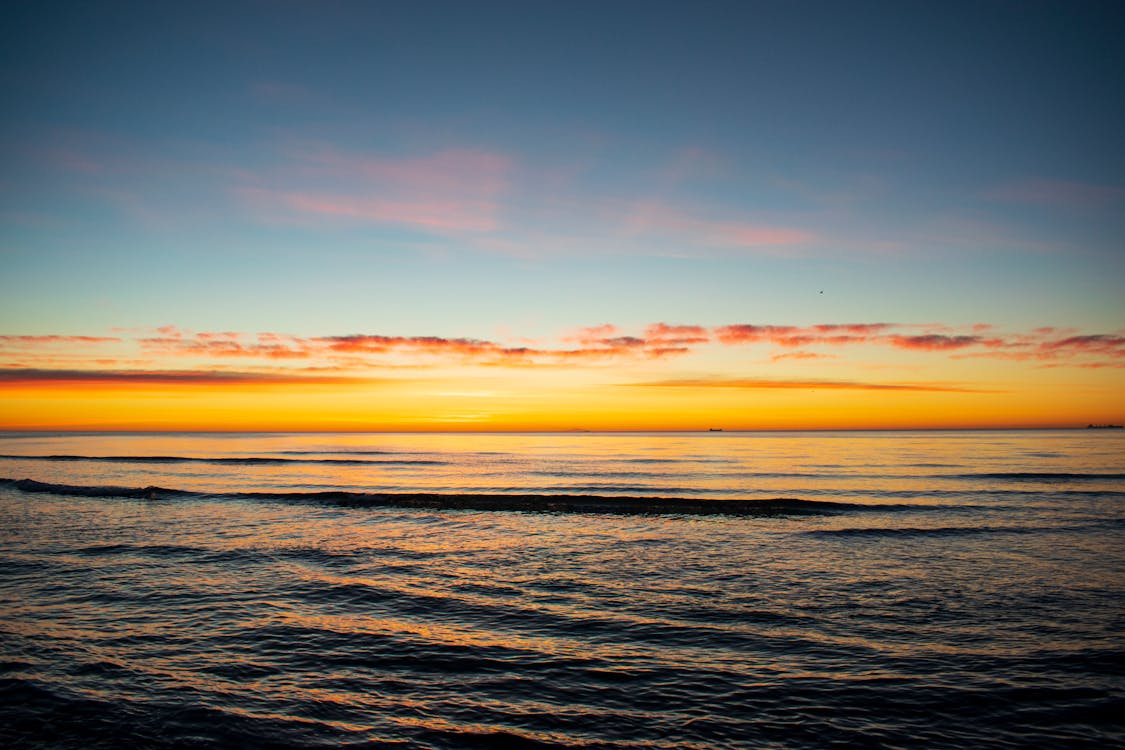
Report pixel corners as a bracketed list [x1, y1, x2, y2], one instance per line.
[624, 202, 814, 254]
[1039, 334, 1125, 357]
[314, 334, 506, 358]
[713, 324, 888, 348]
[987, 178, 1125, 210]
[552, 325, 699, 361]
[0, 335, 120, 346]
[46, 148, 105, 174]
[710, 324, 1124, 362]
[6, 323, 1123, 376]
[240, 189, 501, 232]
[136, 328, 687, 368]
[627, 377, 996, 393]
[0, 368, 368, 387]
[951, 332, 1125, 363]
[884, 334, 983, 351]
[139, 332, 311, 360]
[562, 324, 620, 346]
[237, 147, 512, 234]
[714, 324, 799, 345]
[644, 323, 711, 346]
[810, 324, 894, 335]
[771, 351, 836, 361]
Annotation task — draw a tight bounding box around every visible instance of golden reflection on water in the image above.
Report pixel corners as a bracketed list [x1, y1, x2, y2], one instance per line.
[1, 431, 1121, 511]
[1, 427, 1122, 750]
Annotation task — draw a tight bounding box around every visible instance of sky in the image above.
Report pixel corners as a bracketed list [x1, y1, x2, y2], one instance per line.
[1, 0, 1123, 430]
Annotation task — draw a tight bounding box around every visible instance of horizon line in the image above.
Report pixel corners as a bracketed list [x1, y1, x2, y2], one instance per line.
[0, 426, 1113, 435]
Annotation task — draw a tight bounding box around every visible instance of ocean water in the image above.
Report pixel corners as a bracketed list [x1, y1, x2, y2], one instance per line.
[0, 430, 1122, 749]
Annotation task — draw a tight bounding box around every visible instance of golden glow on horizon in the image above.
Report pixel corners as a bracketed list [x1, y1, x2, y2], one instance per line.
[1, 371, 1119, 431]
[2, 324, 1122, 431]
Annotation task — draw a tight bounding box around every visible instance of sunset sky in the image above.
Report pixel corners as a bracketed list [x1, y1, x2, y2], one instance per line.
[2, 1, 1122, 430]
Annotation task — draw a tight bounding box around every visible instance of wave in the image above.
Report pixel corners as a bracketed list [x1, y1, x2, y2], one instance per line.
[806, 522, 1118, 538]
[807, 525, 1043, 538]
[0, 477, 885, 516]
[946, 471, 1125, 481]
[0, 453, 446, 466]
[617, 457, 732, 464]
[273, 449, 401, 455]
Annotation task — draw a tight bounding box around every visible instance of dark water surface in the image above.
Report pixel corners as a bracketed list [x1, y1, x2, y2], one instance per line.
[1, 431, 1122, 748]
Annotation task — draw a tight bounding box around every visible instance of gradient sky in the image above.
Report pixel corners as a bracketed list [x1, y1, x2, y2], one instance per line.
[2, 0, 1123, 430]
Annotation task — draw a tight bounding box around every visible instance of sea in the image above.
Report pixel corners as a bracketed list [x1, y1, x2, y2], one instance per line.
[0, 429, 1122, 749]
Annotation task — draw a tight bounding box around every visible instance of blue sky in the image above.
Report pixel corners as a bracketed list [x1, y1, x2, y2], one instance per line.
[4, 3, 1123, 335]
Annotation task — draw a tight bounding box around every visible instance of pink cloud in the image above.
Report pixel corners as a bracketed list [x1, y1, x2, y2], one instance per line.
[239, 188, 501, 233]
[0, 335, 120, 346]
[155, 325, 183, 338]
[196, 331, 243, 342]
[1039, 334, 1125, 358]
[645, 323, 711, 346]
[885, 334, 983, 351]
[299, 147, 509, 189]
[140, 332, 312, 360]
[47, 149, 104, 174]
[771, 351, 836, 361]
[713, 323, 1125, 364]
[562, 324, 620, 346]
[625, 202, 814, 254]
[811, 323, 893, 335]
[713, 325, 800, 345]
[238, 148, 512, 234]
[714, 324, 886, 348]
[7, 323, 1124, 375]
[713, 223, 813, 247]
[314, 334, 502, 358]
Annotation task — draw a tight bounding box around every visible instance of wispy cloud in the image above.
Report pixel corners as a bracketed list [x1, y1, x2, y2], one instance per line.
[238, 188, 501, 232]
[0, 335, 121, 346]
[884, 334, 983, 351]
[137, 326, 696, 368]
[771, 351, 835, 362]
[952, 332, 1125, 363]
[0, 368, 368, 387]
[714, 323, 892, 347]
[627, 377, 997, 393]
[709, 323, 1125, 364]
[624, 201, 814, 254]
[5, 322, 1123, 376]
[237, 147, 512, 234]
[987, 178, 1125, 210]
[644, 323, 711, 346]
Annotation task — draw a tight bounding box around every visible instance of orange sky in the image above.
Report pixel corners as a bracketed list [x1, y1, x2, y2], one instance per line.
[2, 324, 1121, 430]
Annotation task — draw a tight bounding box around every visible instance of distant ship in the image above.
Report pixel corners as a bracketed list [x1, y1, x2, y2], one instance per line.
[1086, 424, 1123, 429]
[708, 428, 723, 432]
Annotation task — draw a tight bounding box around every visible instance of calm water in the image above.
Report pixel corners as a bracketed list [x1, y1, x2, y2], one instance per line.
[1, 430, 1122, 749]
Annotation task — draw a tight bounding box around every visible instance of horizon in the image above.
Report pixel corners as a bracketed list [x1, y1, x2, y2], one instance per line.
[0, 425, 1115, 435]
